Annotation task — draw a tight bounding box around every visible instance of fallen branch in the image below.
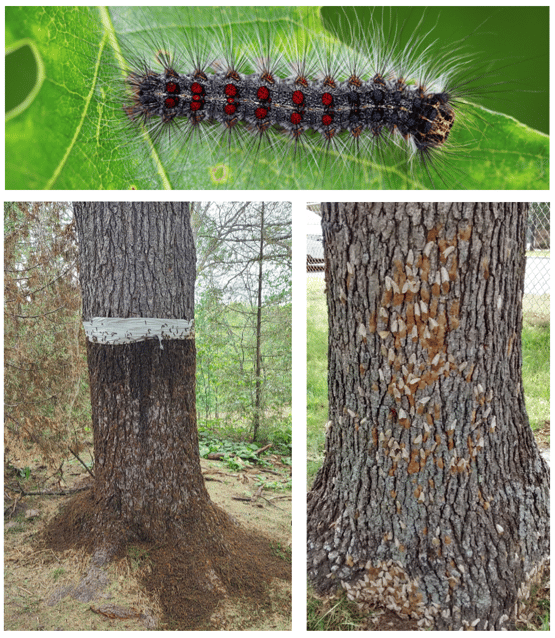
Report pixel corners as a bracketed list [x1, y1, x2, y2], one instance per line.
[258, 495, 283, 510]
[206, 452, 226, 461]
[4, 498, 21, 517]
[257, 468, 282, 476]
[10, 485, 89, 497]
[254, 443, 272, 455]
[231, 489, 284, 509]
[68, 446, 95, 480]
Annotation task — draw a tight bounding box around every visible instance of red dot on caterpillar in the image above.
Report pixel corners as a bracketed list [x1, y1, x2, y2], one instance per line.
[224, 84, 238, 97]
[257, 86, 270, 101]
[255, 107, 268, 120]
[226, 70, 241, 82]
[290, 112, 303, 126]
[292, 90, 304, 106]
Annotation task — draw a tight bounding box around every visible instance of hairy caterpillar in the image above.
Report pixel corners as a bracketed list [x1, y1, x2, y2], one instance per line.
[5, 6, 549, 190]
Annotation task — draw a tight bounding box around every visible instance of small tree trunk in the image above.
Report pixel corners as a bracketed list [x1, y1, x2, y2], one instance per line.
[253, 203, 265, 441]
[307, 203, 549, 630]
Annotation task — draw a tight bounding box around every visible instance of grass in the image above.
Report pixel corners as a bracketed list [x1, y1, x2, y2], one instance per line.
[522, 294, 550, 325]
[515, 568, 550, 631]
[270, 541, 292, 563]
[307, 590, 368, 631]
[51, 568, 66, 582]
[306, 281, 328, 485]
[521, 319, 550, 431]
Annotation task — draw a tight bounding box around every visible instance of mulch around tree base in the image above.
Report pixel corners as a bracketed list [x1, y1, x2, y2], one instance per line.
[39, 489, 291, 629]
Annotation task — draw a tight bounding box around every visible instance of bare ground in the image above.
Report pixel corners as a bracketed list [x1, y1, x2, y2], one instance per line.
[4, 456, 291, 631]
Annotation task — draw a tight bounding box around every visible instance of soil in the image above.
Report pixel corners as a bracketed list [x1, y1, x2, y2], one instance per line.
[4, 456, 291, 631]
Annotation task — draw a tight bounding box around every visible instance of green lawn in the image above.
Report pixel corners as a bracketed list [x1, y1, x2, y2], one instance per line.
[522, 319, 550, 431]
[306, 280, 328, 484]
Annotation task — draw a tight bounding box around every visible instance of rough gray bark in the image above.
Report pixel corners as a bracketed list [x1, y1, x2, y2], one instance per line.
[307, 203, 549, 630]
[74, 202, 219, 548]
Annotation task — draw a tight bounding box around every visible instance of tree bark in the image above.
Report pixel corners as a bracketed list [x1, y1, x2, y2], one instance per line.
[307, 203, 549, 630]
[74, 202, 222, 549]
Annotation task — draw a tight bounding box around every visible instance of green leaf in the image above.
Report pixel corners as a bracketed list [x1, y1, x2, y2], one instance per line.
[5, 6, 549, 190]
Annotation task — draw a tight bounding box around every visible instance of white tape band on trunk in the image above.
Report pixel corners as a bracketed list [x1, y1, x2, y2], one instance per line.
[83, 317, 194, 349]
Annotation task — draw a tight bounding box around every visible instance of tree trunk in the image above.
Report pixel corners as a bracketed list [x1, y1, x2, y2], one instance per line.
[74, 202, 222, 548]
[41, 202, 290, 629]
[307, 203, 549, 630]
